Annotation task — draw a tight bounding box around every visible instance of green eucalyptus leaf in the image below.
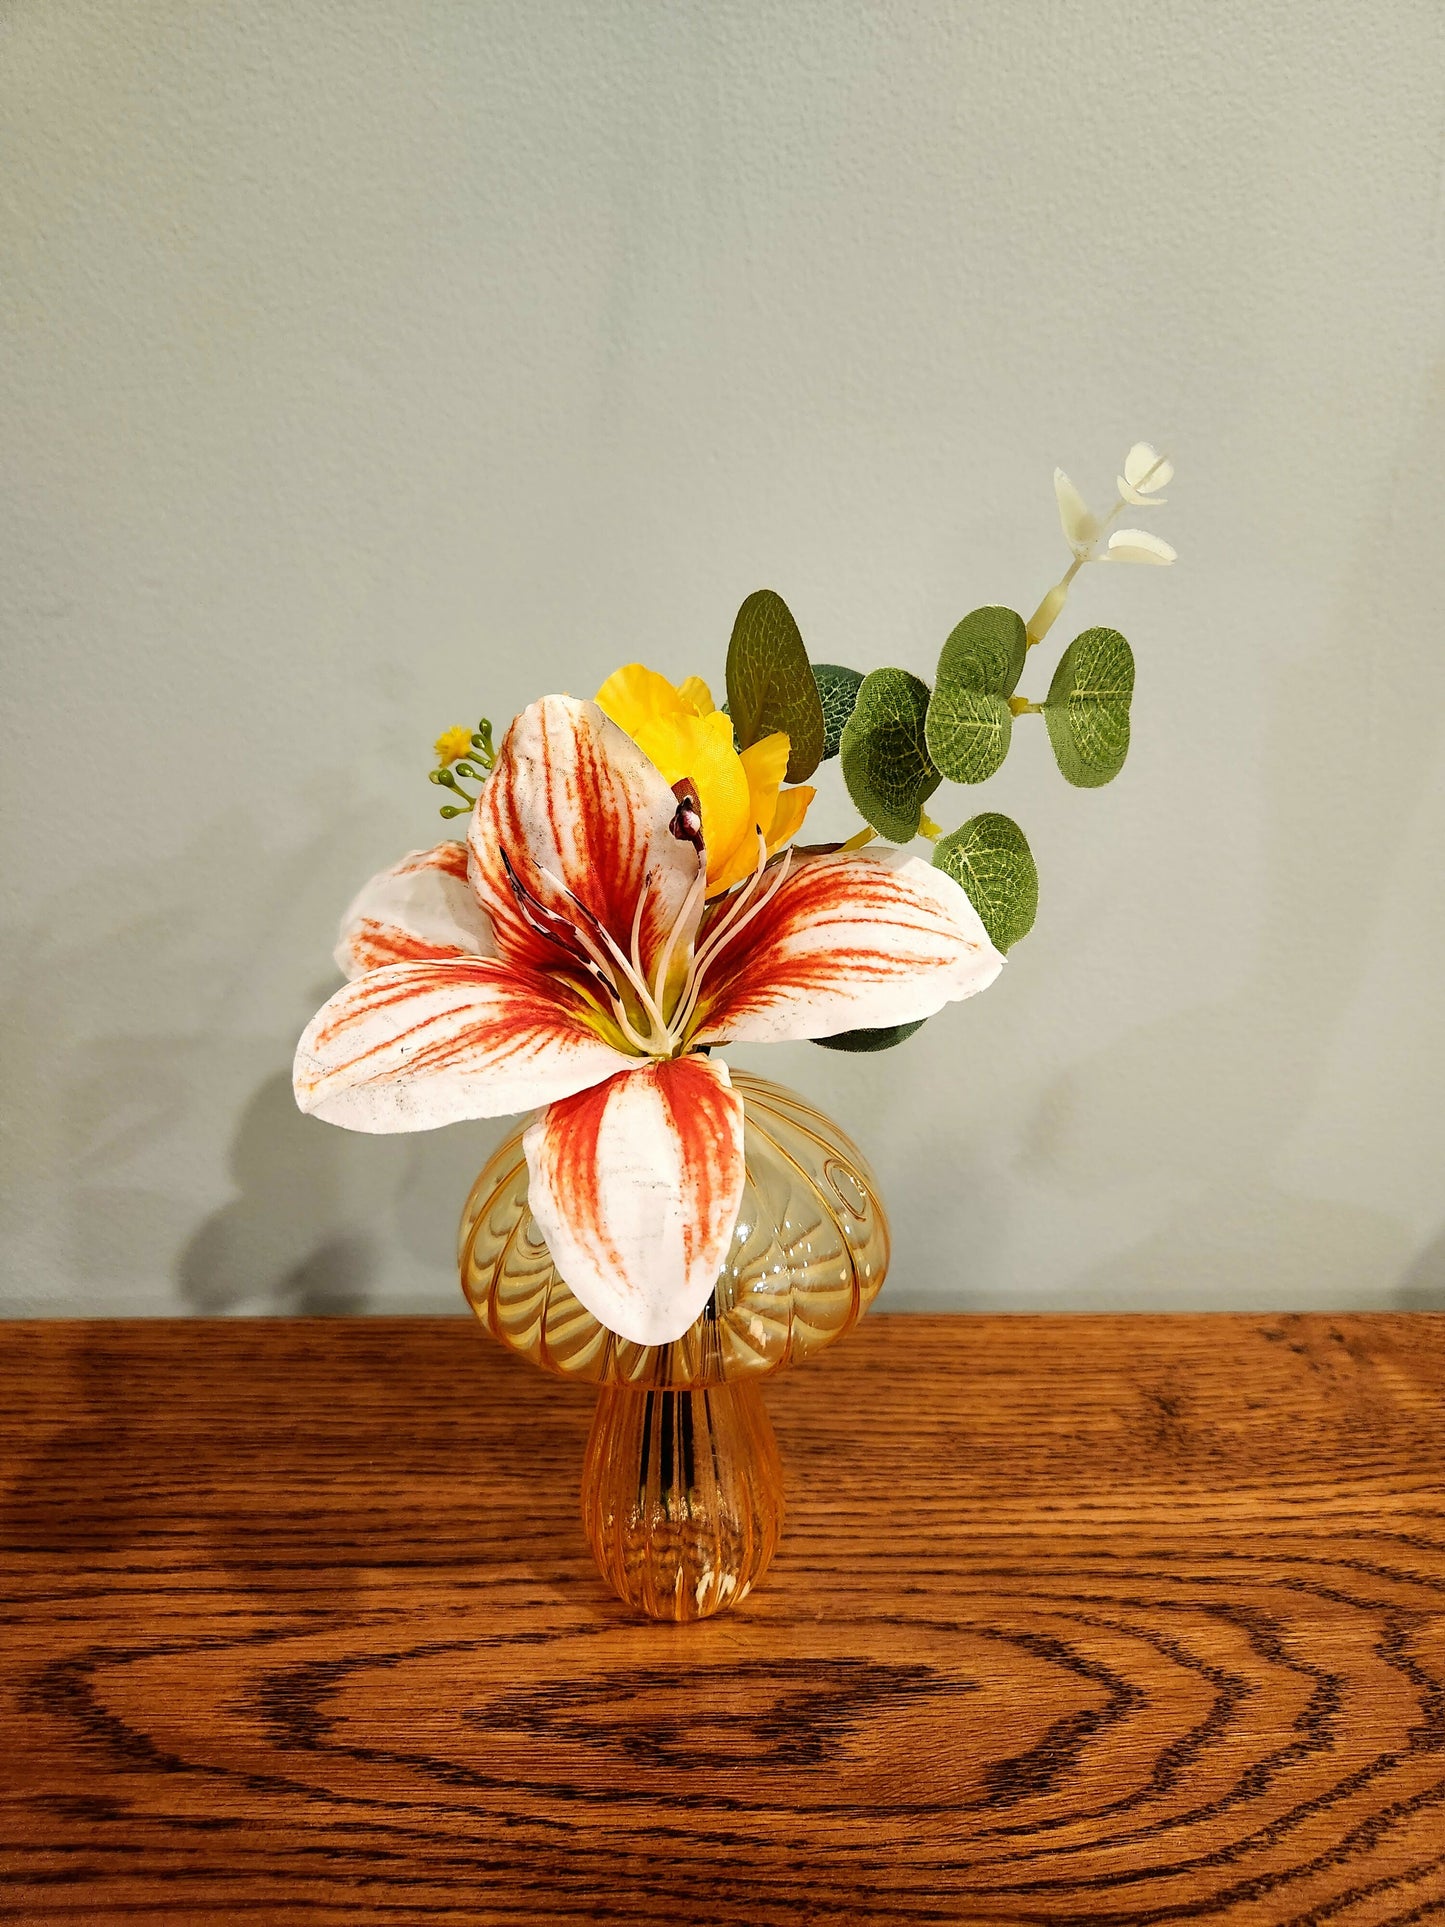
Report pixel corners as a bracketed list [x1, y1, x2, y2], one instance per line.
[812, 663, 865, 760]
[925, 684, 1012, 785]
[937, 604, 1027, 695]
[725, 589, 826, 781]
[1043, 626, 1135, 787]
[839, 667, 942, 843]
[925, 606, 1027, 784]
[813, 1018, 927, 1053]
[933, 812, 1039, 952]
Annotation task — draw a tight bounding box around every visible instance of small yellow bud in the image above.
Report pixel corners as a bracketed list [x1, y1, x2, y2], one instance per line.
[917, 811, 943, 841]
[433, 726, 474, 767]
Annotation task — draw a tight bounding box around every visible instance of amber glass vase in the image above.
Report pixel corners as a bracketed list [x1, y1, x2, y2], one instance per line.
[458, 1072, 889, 1621]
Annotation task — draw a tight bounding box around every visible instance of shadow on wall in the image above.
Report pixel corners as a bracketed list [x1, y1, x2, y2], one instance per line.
[178, 1072, 377, 1314]
[179, 1060, 512, 1314]
[1397, 1231, 1445, 1312]
[0, 764, 520, 1313]
[1017, 369, 1445, 1310]
[0, 809, 356, 1314]
[180, 1065, 511, 1316]
[0, 791, 491, 1315]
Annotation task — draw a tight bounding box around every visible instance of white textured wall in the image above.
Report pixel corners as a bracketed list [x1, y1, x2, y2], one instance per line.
[3, 1, 1442, 1317]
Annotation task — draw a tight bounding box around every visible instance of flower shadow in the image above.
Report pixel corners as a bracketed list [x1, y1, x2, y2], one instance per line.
[176, 1071, 377, 1315]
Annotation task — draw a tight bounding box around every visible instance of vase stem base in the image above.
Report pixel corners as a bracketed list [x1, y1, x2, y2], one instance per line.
[580, 1381, 784, 1622]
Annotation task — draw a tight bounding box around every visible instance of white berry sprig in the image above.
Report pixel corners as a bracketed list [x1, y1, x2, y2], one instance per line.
[1026, 442, 1176, 647]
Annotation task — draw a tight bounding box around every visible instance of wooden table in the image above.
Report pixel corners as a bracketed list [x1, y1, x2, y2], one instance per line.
[2, 1314, 1442, 1925]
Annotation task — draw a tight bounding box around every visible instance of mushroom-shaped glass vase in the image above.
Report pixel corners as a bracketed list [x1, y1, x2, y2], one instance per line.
[458, 1072, 888, 1621]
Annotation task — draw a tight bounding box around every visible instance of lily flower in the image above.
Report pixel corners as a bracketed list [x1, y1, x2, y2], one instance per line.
[596, 664, 814, 895]
[294, 695, 1003, 1345]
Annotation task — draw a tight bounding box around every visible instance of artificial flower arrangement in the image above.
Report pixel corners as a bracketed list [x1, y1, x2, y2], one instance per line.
[292, 443, 1174, 1617]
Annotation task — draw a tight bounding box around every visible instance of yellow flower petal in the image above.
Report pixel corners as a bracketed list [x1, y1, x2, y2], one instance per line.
[595, 664, 810, 896]
[738, 731, 790, 840]
[709, 785, 814, 894]
[701, 731, 791, 894]
[595, 663, 688, 739]
[628, 708, 752, 889]
[708, 837, 764, 896]
[765, 784, 814, 857]
[675, 675, 715, 717]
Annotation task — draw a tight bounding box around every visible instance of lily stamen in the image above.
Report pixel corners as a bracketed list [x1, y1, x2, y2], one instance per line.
[651, 853, 708, 1019]
[670, 837, 794, 1042]
[503, 850, 659, 1053]
[537, 863, 676, 1053]
[687, 832, 772, 977]
[680, 856, 792, 1031]
[568, 973, 657, 1057]
[628, 886, 651, 1008]
[500, 849, 609, 984]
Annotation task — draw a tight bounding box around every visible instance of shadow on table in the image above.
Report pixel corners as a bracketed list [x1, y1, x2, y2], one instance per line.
[0, 1326, 361, 1618]
[0, 1322, 597, 1619]
[0, 1329, 163, 1561]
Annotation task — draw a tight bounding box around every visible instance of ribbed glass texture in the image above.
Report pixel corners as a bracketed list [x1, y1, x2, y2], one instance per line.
[581, 1382, 784, 1621]
[457, 1071, 889, 1621]
[458, 1072, 890, 1389]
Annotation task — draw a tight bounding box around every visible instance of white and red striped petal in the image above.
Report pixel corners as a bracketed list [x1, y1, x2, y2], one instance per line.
[522, 1054, 745, 1347]
[690, 848, 1004, 1047]
[294, 957, 633, 1133]
[335, 842, 496, 979]
[468, 695, 704, 985]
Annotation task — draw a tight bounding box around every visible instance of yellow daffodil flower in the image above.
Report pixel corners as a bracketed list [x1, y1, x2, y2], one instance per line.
[595, 664, 814, 896]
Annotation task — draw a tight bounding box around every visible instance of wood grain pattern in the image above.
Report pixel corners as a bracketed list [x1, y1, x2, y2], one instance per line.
[1, 1313, 1443, 1925]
